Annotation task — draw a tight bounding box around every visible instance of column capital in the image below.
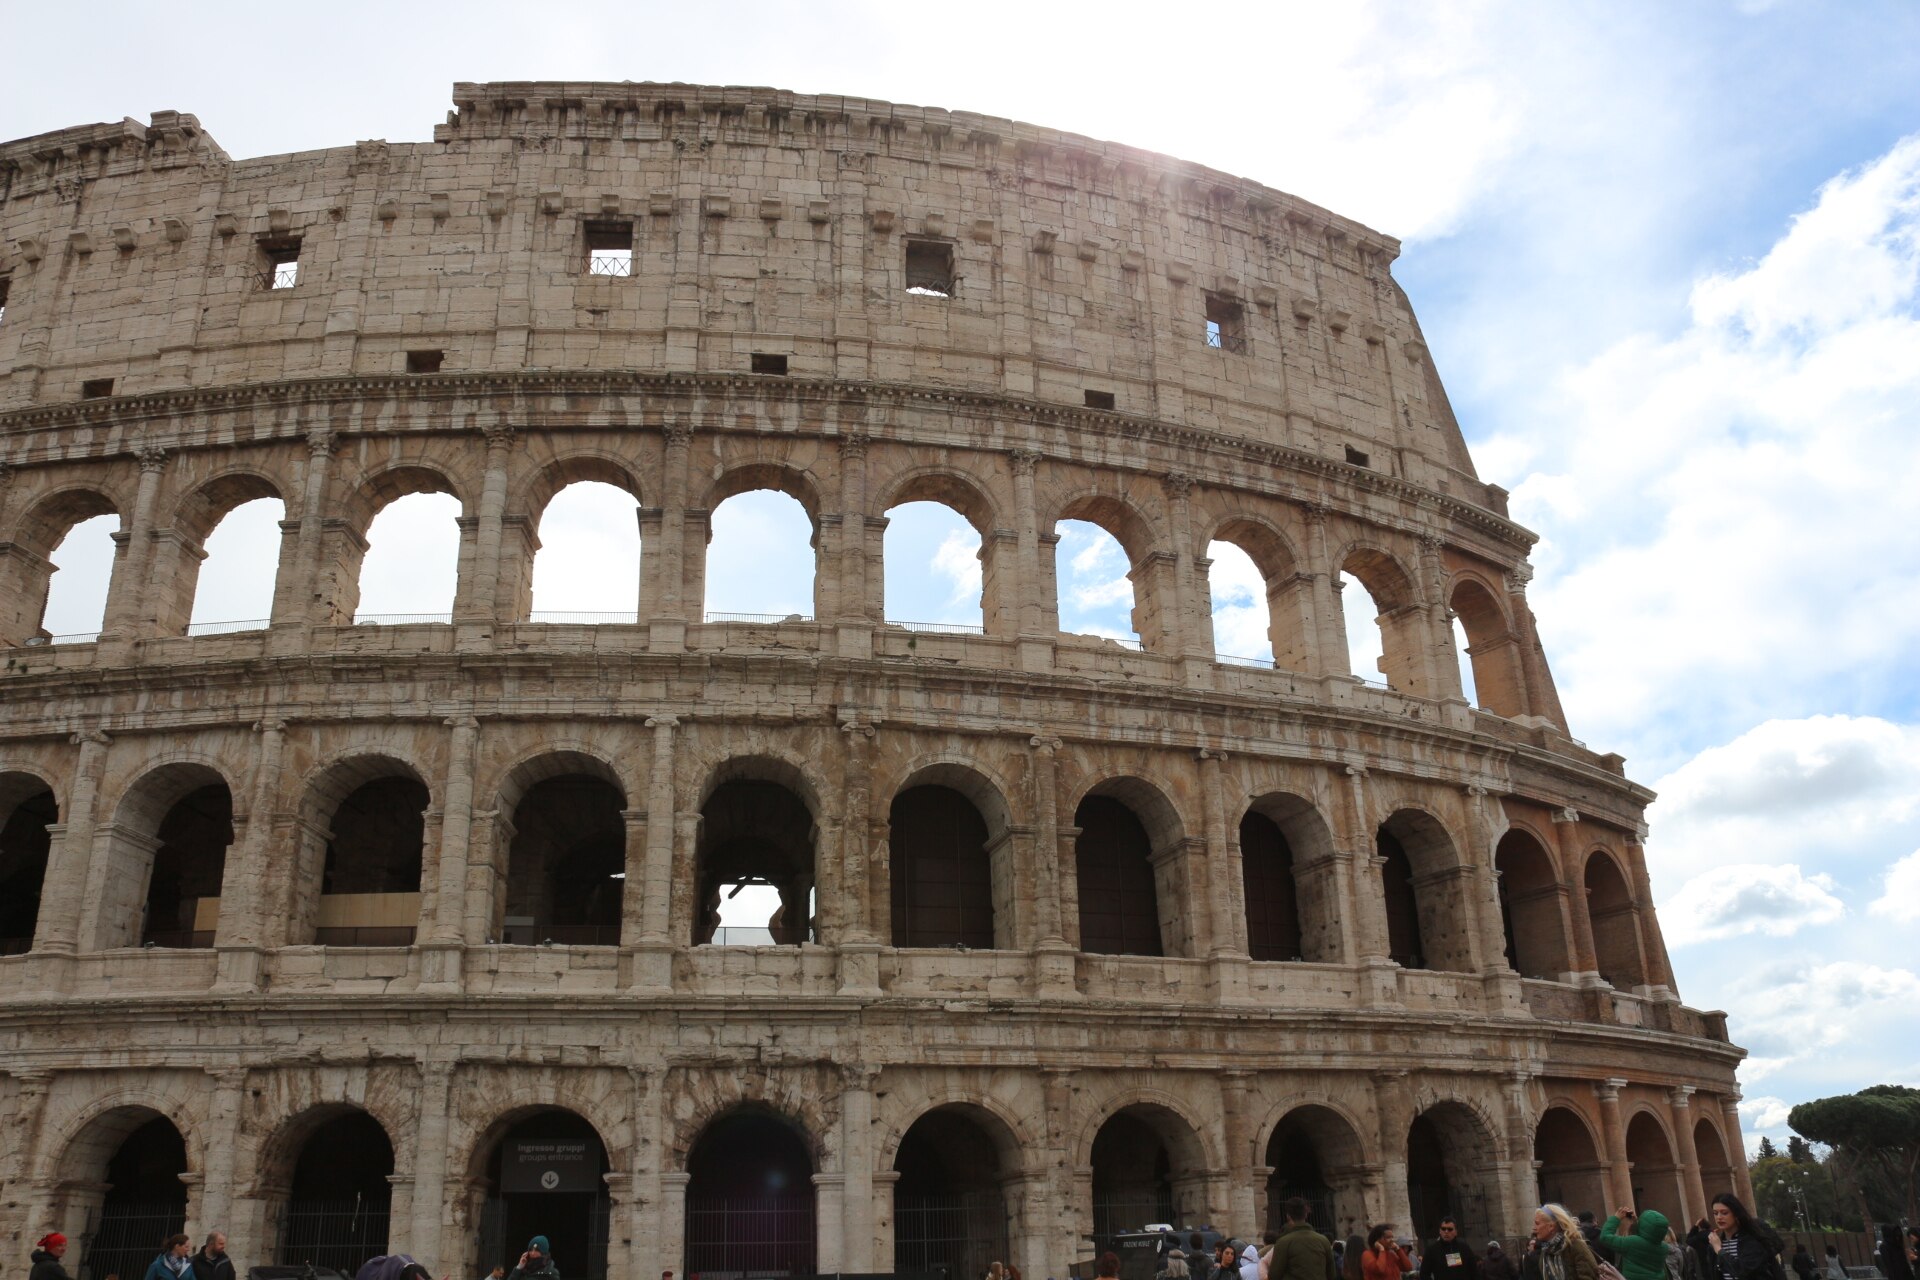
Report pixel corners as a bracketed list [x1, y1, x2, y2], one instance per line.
[1009, 448, 1040, 477]
[135, 440, 170, 472]
[307, 426, 340, 456]
[1553, 807, 1581, 825]
[645, 715, 680, 729]
[838, 432, 870, 461]
[663, 420, 695, 449]
[1030, 733, 1062, 754]
[1195, 746, 1228, 764]
[480, 423, 516, 450]
[1162, 471, 1193, 500]
[1596, 1078, 1627, 1101]
[71, 727, 113, 748]
[1669, 1085, 1697, 1108]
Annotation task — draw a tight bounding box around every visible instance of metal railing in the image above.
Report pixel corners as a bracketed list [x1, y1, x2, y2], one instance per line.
[351, 613, 453, 626]
[701, 926, 780, 947]
[887, 618, 986, 635]
[499, 924, 621, 947]
[1092, 1190, 1176, 1241]
[685, 1193, 816, 1278]
[703, 610, 815, 624]
[587, 251, 633, 277]
[80, 1199, 187, 1280]
[274, 1199, 391, 1273]
[46, 631, 102, 645]
[186, 618, 269, 636]
[525, 611, 639, 625]
[894, 1190, 1008, 1280]
[1215, 651, 1274, 668]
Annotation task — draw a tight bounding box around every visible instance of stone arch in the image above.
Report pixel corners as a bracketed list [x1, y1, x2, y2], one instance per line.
[890, 1100, 1024, 1280]
[493, 748, 631, 946]
[1243, 792, 1341, 963]
[1533, 1105, 1606, 1220]
[888, 758, 1019, 951]
[682, 1100, 823, 1278]
[489, 744, 635, 818]
[96, 757, 236, 951]
[1407, 1099, 1504, 1241]
[877, 469, 999, 635]
[1081, 1093, 1217, 1238]
[1376, 807, 1478, 974]
[1693, 1113, 1735, 1206]
[1450, 573, 1527, 718]
[293, 752, 433, 947]
[1496, 827, 1573, 980]
[3, 485, 124, 644]
[168, 469, 290, 635]
[46, 1100, 193, 1280]
[1055, 490, 1167, 651]
[261, 1102, 398, 1271]
[1337, 539, 1425, 691]
[518, 454, 649, 625]
[335, 461, 467, 624]
[700, 460, 825, 621]
[171, 468, 287, 544]
[0, 766, 61, 955]
[876, 466, 1001, 536]
[1261, 1100, 1371, 1237]
[1209, 513, 1314, 672]
[1071, 774, 1192, 957]
[1625, 1107, 1684, 1224]
[1585, 848, 1648, 989]
[876, 1090, 1036, 1174]
[461, 1103, 616, 1280]
[518, 451, 648, 519]
[693, 753, 825, 946]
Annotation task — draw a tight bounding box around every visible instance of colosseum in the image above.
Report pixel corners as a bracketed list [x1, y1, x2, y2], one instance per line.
[0, 82, 1746, 1280]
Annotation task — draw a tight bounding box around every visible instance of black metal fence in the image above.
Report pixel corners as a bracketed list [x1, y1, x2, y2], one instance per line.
[79, 1199, 186, 1280]
[895, 1190, 1009, 1280]
[1093, 1191, 1176, 1241]
[274, 1198, 391, 1274]
[685, 1193, 816, 1278]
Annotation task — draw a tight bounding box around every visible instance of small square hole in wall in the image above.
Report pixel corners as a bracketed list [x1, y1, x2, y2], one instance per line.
[905, 239, 955, 296]
[751, 352, 789, 375]
[1204, 292, 1246, 352]
[584, 220, 634, 276]
[1344, 445, 1371, 468]
[1084, 389, 1116, 410]
[406, 349, 445, 374]
[257, 236, 302, 290]
[81, 378, 115, 399]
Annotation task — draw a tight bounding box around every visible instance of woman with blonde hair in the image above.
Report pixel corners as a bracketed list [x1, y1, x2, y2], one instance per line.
[1522, 1205, 1599, 1280]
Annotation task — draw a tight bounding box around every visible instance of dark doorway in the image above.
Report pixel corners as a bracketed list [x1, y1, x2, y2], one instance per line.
[479, 1111, 610, 1280]
[277, 1109, 393, 1272]
[694, 780, 816, 946]
[142, 783, 233, 948]
[889, 785, 994, 949]
[82, 1116, 188, 1280]
[1074, 796, 1162, 957]
[1406, 1113, 1453, 1243]
[503, 775, 626, 946]
[320, 776, 428, 946]
[1377, 830, 1425, 969]
[893, 1106, 1009, 1280]
[1090, 1109, 1173, 1240]
[1241, 811, 1303, 961]
[0, 786, 56, 955]
[684, 1109, 816, 1277]
[1264, 1116, 1331, 1232]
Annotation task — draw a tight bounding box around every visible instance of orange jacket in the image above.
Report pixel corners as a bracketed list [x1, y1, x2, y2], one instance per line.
[1364, 1247, 1414, 1280]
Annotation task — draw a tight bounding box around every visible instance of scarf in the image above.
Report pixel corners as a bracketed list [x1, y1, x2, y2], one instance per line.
[1537, 1231, 1568, 1280]
[163, 1256, 192, 1279]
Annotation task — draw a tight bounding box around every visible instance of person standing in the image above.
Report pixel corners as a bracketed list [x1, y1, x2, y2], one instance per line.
[1819, 1247, 1843, 1280]
[190, 1233, 233, 1280]
[1879, 1224, 1915, 1280]
[1343, 1237, 1368, 1280]
[508, 1237, 560, 1280]
[143, 1234, 194, 1280]
[1421, 1218, 1479, 1280]
[30, 1234, 74, 1280]
[1268, 1198, 1338, 1280]
[1480, 1242, 1516, 1280]
[1521, 1205, 1598, 1280]
[1600, 1206, 1672, 1280]
[1788, 1246, 1816, 1280]
[1363, 1226, 1414, 1280]
[1706, 1194, 1784, 1280]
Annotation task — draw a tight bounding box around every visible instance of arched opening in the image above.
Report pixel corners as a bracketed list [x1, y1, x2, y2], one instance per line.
[1209, 518, 1312, 671]
[1241, 810, 1303, 962]
[1625, 1112, 1683, 1225]
[276, 1108, 394, 1271]
[1207, 539, 1273, 665]
[890, 785, 995, 949]
[1451, 617, 1480, 708]
[893, 1105, 1013, 1280]
[1495, 831, 1571, 980]
[1533, 1107, 1606, 1217]
[318, 773, 428, 947]
[705, 488, 818, 621]
[43, 512, 120, 642]
[1074, 794, 1162, 957]
[1450, 578, 1526, 718]
[183, 484, 286, 634]
[141, 783, 234, 948]
[529, 480, 642, 623]
[1377, 811, 1476, 974]
[1585, 852, 1647, 989]
[1055, 518, 1140, 648]
[1694, 1117, 1734, 1208]
[884, 500, 986, 633]
[684, 1109, 817, 1278]
[1339, 548, 1422, 693]
[1090, 1104, 1207, 1240]
[0, 777, 57, 955]
[475, 1110, 611, 1280]
[67, 1111, 188, 1280]
[1407, 1104, 1499, 1242]
[501, 774, 627, 946]
[695, 772, 816, 946]
[1263, 1105, 1368, 1238]
[356, 489, 462, 623]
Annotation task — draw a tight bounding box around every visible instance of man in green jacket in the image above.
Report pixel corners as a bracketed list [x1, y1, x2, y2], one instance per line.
[1268, 1198, 1337, 1280]
[1601, 1206, 1673, 1280]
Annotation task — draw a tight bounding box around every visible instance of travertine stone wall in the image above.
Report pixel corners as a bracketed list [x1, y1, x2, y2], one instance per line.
[0, 84, 1740, 1280]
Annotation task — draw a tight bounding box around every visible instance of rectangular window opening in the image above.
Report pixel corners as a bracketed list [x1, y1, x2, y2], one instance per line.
[1084, 389, 1116, 411]
[584, 220, 634, 277]
[905, 239, 955, 297]
[258, 236, 302, 290]
[406, 349, 445, 374]
[1344, 445, 1371, 468]
[751, 352, 789, 375]
[1204, 292, 1246, 353]
[0, 276, 10, 325]
[81, 378, 115, 399]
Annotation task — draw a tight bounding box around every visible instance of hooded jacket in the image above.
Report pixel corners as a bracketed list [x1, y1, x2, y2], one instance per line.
[30, 1251, 75, 1280]
[1601, 1211, 1673, 1280]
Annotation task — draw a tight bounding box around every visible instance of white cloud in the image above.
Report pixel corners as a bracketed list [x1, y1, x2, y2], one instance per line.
[1743, 1096, 1792, 1131]
[930, 528, 983, 611]
[1723, 959, 1920, 1085]
[1868, 849, 1920, 921]
[1661, 863, 1844, 946]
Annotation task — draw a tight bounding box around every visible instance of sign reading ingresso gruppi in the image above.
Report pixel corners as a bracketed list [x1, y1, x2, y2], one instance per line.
[501, 1139, 598, 1194]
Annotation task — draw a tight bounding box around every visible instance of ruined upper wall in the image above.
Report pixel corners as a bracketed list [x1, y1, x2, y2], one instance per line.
[0, 82, 1499, 513]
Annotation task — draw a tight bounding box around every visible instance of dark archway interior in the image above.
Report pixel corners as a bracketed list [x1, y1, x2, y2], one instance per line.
[86, 1116, 189, 1280]
[1533, 1108, 1605, 1214]
[685, 1110, 817, 1277]
[890, 785, 994, 949]
[1264, 1116, 1330, 1228]
[1241, 811, 1303, 961]
[695, 780, 815, 945]
[0, 789, 56, 954]
[481, 1110, 610, 1280]
[280, 1110, 394, 1272]
[1378, 830, 1425, 969]
[142, 783, 233, 948]
[1075, 795, 1162, 957]
[504, 775, 626, 945]
[323, 777, 428, 893]
[1406, 1113, 1453, 1242]
[1585, 854, 1646, 989]
[894, 1108, 1008, 1280]
[1495, 831, 1567, 980]
[1090, 1109, 1173, 1238]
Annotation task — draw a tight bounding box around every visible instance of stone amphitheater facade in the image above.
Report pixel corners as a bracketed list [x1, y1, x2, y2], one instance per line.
[0, 83, 1747, 1280]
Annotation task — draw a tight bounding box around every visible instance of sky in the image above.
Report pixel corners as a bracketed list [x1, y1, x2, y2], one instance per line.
[15, 0, 1920, 1158]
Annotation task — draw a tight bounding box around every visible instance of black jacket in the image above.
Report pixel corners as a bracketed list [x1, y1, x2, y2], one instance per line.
[31, 1251, 75, 1280]
[191, 1250, 236, 1280]
[1422, 1240, 1479, 1280]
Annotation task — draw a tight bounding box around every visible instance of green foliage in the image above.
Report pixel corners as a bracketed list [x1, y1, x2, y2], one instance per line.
[1750, 1154, 1846, 1229]
[1789, 1085, 1920, 1226]
[1787, 1136, 1815, 1164]
[1758, 1136, 1780, 1159]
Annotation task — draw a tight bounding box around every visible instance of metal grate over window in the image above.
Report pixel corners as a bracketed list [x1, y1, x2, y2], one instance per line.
[258, 237, 302, 290]
[905, 238, 955, 296]
[584, 220, 633, 276]
[1205, 291, 1246, 353]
